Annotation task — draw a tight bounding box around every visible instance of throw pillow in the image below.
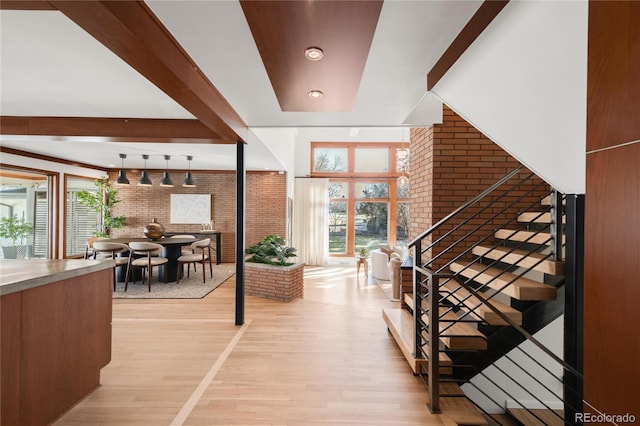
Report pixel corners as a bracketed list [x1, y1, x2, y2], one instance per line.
[380, 245, 392, 258]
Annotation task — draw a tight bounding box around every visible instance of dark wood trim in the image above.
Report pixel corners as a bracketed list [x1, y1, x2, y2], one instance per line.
[0, 116, 230, 143]
[427, 0, 509, 91]
[586, 0, 640, 151]
[0, 1, 56, 10]
[49, 1, 248, 142]
[0, 147, 105, 171]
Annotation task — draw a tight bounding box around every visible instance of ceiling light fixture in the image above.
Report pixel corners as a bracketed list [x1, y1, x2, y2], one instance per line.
[160, 155, 174, 187]
[138, 154, 153, 186]
[115, 153, 130, 185]
[308, 90, 323, 98]
[183, 155, 196, 187]
[304, 46, 324, 61]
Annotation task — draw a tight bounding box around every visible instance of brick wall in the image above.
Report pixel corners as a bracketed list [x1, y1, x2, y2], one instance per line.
[108, 171, 286, 263]
[245, 262, 304, 302]
[410, 106, 549, 269]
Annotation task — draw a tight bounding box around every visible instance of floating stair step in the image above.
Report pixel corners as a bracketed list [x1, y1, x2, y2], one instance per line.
[405, 294, 487, 350]
[517, 212, 565, 224]
[440, 280, 522, 326]
[541, 195, 566, 206]
[506, 408, 564, 426]
[450, 262, 557, 301]
[472, 245, 565, 276]
[382, 308, 452, 374]
[495, 229, 565, 245]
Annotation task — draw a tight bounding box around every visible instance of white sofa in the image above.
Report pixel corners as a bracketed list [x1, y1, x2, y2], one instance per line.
[370, 246, 407, 281]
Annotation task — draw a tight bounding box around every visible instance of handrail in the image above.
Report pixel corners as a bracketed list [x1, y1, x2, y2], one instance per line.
[409, 166, 586, 423]
[408, 165, 523, 247]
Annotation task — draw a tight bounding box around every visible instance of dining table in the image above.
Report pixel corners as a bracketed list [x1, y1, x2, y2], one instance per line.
[103, 236, 203, 283]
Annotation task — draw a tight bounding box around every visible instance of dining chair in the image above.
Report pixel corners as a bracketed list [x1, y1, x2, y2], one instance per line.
[84, 236, 108, 259]
[176, 238, 213, 284]
[170, 234, 197, 269]
[124, 242, 168, 292]
[92, 241, 130, 291]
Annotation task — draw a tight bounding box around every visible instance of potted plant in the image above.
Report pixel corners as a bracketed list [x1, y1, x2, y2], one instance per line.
[245, 234, 297, 266]
[244, 235, 303, 302]
[0, 214, 34, 259]
[77, 177, 126, 237]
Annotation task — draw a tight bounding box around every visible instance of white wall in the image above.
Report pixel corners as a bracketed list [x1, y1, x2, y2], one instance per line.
[431, 0, 588, 194]
[249, 128, 297, 198]
[2, 151, 106, 258]
[461, 316, 565, 413]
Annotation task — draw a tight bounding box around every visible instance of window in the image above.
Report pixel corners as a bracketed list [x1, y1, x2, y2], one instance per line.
[313, 147, 348, 173]
[65, 176, 101, 257]
[312, 142, 410, 256]
[0, 169, 51, 259]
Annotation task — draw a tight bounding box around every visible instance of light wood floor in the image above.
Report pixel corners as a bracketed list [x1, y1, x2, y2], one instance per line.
[54, 265, 445, 425]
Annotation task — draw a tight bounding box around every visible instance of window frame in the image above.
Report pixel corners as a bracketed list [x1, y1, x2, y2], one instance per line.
[312, 142, 409, 257]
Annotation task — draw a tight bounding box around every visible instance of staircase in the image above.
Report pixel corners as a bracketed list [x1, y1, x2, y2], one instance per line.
[383, 168, 582, 425]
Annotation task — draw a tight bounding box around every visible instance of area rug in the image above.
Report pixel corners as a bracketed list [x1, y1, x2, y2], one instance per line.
[112, 263, 235, 299]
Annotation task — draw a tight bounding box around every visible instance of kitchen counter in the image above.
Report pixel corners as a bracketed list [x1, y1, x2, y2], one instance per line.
[0, 258, 113, 295]
[1, 259, 113, 425]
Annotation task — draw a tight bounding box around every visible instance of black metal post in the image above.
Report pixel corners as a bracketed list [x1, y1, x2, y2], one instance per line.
[235, 141, 246, 326]
[551, 189, 564, 260]
[564, 194, 584, 425]
[427, 273, 441, 414]
[414, 241, 422, 359]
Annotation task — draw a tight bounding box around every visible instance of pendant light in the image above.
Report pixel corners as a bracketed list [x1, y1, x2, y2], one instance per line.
[160, 155, 174, 187]
[183, 155, 196, 187]
[138, 154, 153, 186]
[397, 143, 410, 187]
[115, 153, 130, 185]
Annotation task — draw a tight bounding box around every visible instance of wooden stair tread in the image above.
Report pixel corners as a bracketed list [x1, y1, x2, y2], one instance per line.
[405, 294, 487, 350]
[471, 246, 565, 275]
[494, 229, 565, 245]
[382, 308, 452, 374]
[450, 262, 557, 301]
[517, 212, 565, 224]
[440, 280, 522, 326]
[541, 195, 566, 206]
[507, 408, 564, 426]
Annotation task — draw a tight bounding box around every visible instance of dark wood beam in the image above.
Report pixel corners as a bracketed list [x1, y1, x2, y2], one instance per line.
[48, 0, 248, 142]
[427, 0, 509, 91]
[0, 1, 55, 10]
[0, 116, 231, 144]
[241, 0, 383, 112]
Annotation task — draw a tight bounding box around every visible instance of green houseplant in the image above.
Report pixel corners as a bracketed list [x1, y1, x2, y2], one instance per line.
[0, 215, 34, 259]
[245, 234, 297, 266]
[76, 177, 126, 237]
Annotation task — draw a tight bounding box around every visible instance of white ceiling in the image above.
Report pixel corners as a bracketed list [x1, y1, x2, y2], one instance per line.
[0, 1, 482, 171]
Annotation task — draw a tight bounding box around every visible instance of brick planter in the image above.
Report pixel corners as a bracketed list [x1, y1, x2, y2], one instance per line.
[245, 262, 304, 302]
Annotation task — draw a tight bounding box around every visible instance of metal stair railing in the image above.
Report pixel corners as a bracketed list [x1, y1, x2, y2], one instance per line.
[408, 167, 586, 424]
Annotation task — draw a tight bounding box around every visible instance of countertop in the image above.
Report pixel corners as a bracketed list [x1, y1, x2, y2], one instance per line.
[0, 259, 114, 296]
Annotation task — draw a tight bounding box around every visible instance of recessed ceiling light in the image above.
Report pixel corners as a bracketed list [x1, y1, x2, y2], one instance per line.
[304, 47, 324, 61]
[308, 90, 324, 98]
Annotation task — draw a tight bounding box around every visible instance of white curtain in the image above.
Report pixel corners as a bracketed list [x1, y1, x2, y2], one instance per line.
[292, 178, 328, 265]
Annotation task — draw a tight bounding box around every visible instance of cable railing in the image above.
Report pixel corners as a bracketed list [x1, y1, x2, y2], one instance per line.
[408, 168, 584, 424]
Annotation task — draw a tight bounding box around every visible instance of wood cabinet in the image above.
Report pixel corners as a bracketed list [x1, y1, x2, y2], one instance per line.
[1, 260, 112, 425]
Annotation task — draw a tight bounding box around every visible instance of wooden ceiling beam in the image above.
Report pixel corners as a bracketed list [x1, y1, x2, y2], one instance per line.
[0, 116, 231, 144]
[427, 0, 509, 91]
[47, 0, 248, 142]
[0, 1, 56, 10]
